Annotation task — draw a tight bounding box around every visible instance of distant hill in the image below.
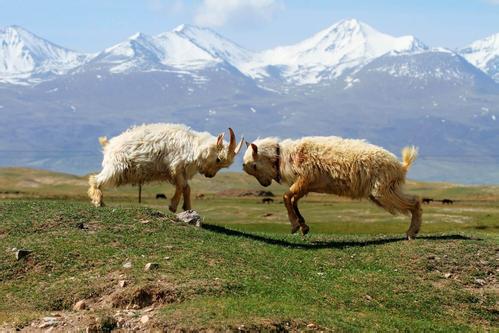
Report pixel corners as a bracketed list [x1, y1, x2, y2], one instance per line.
[0, 19, 498, 183]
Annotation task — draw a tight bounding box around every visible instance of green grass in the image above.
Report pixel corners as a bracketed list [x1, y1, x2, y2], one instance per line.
[0, 168, 498, 330]
[1, 198, 497, 331]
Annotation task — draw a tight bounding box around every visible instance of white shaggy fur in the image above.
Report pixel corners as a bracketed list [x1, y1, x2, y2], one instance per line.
[88, 123, 243, 211]
[243, 136, 422, 239]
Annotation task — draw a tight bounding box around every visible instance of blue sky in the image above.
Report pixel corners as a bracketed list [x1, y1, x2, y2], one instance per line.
[1, 0, 498, 52]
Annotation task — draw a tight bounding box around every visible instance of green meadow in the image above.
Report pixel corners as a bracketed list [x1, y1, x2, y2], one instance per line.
[0, 168, 497, 331]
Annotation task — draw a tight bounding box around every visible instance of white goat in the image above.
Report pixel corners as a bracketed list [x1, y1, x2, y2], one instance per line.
[242, 136, 422, 239]
[88, 123, 243, 211]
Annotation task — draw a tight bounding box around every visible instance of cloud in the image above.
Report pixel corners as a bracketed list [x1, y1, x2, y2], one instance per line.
[193, 0, 284, 28]
[484, 0, 499, 4]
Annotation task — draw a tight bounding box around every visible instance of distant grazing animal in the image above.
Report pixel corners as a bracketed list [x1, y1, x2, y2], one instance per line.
[156, 193, 167, 200]
[441, 199, 454, 204]
[195, 193, 205, 199]
[262, 198, 274, 204]
[422, 198, 434, 204]
[88, 124, 243, 212]
[243, 137, 422, 239]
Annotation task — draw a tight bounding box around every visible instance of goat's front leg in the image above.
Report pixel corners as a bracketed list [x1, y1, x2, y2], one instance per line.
[283, 190, 301, 234]
[283, 177, 310, 234]
[182, 183, 191, 211]
[290, 178, 310, 235]
[169, 175, 186, 213]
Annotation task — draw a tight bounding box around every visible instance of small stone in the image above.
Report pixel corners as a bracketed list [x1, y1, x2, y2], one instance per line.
[175, 210, 203, 227]
[164, 256, 171, 260]
[140, 219, 150, 224]
[444, 273, 452, 279]
[73, 300, 87, 311]
[474, 278, 486, 286]
[11, 247, 17, 252]
[118, 280, 127, 288]
[365, 295, 373, 301]
[144, 263, 159, 271]
[307, 323, 317, 328]
[123, 261, 132, 269]
[140, 315, 150, 324]
[39, 317, 59, 328]
[16, 249, 32, 260]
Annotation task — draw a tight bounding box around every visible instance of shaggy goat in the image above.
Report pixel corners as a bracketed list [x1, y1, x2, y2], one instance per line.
[88, 123, 243, 211]
[242, 136, 422, 239]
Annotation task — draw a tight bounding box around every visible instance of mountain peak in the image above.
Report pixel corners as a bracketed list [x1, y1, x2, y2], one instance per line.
[460, 32, 499, 82]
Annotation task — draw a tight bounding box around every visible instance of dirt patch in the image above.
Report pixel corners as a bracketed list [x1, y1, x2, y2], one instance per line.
[108, 284, 181, 309]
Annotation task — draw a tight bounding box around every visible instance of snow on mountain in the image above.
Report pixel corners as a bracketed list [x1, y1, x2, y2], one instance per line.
[461, 33, 499, 82]
[173, 24, 257, 74]
[88, 30, 221, 73]
[0, 25, 89, 84]
[251, 19, 428, 84]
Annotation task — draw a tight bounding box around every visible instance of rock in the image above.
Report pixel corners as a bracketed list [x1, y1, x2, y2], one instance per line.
[73, 300, 87, 311]
[15, 249, 32, 260]
[307, 323, 317, 328]
[144, 263, 159, 271]
[174, 210, 203, 227]
[474, 278, 486, 286]
[164, 256, 171, 260]
[39, 317, 59, 328]
[123, 261, 132, 269]
[140, 315, 150, 324]
[365, 295, 373, 301]
[118, 280, 127, 288]
[444, 273, 452, 279]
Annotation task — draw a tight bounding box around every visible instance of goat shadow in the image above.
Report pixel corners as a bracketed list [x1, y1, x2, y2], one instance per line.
[201, 224, 478, 250]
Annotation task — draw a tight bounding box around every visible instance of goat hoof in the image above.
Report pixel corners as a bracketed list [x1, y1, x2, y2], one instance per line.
[406, 234, 416, 240]
[168, 206, 177, 213]
[291, 225, 300, 234]
[300, 224, 310, 235]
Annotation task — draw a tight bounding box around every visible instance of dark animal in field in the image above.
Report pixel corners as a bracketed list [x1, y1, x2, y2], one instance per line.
[156, 193, 167, 200]
[422, 198, 434, 204]
[195, 193, 205, 199]
[262, 198, 274, 204]
[442, 199, 454, 204]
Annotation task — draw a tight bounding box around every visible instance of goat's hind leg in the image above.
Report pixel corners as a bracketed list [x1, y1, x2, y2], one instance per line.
[88, 170, 113, 207]
[372, 190, 422, 240]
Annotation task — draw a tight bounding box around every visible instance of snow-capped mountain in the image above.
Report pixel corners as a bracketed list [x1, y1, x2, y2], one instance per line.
[251, 19, 428, 85]
[1, 20, 499, 183]
[461, 33, 499, 82]
[174, 24, 256, 74]
[0, 25, 89, 84]
[85, 29, 223, 73]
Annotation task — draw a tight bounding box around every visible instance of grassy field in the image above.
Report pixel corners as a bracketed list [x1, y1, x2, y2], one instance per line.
[0, 168, 498, 331]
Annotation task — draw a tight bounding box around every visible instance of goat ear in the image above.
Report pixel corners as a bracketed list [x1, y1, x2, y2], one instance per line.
[250, 143, 258, 158]
[216, 132, 224, 148]
[245, 140, 251, 148]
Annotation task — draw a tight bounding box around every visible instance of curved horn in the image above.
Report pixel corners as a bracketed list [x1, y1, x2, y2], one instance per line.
[228, 128, 236, 153]
[234, 136, 244, 155]
[216, 132, 224, 148]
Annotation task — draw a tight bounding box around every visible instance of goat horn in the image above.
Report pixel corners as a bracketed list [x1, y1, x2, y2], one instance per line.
[234, 136, 244, 155]
[228, 128, 236, 153]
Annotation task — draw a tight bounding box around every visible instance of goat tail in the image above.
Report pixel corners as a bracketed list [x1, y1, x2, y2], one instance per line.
[401, 146, 418, 172]
[98, 136, 109, 147]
